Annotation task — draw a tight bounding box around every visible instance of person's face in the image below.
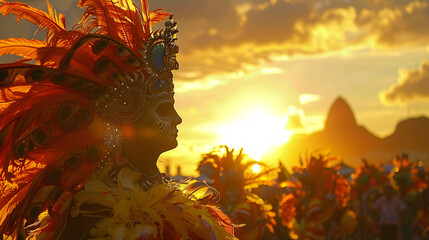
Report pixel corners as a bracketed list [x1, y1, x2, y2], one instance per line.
[198, 164, 215, 177]
[124, 94, 182, 153]
[225, 187, 241, 204]
[384, 186, 394, 198]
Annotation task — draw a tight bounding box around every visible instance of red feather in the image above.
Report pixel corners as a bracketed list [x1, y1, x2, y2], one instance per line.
[0, 0, 176, 237]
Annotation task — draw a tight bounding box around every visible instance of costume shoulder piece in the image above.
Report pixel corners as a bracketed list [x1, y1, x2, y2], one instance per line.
[28, 168, 236, 240]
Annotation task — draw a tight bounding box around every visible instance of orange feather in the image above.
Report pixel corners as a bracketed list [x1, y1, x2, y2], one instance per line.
[140, 0, 150, 36]
[0, 0, 177, 237]
[0, 38, 46, 61]
[78, 0, 122, 40]
[149, 9, 170, 27]
[0, 0, 65, 39]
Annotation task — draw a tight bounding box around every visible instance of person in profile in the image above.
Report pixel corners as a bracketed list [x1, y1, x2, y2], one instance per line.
[0, 0, 235, 239]
[371, 184, 406, 240]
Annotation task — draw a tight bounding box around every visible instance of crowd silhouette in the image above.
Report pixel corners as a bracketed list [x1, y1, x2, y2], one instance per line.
[196, 148, 429, 240]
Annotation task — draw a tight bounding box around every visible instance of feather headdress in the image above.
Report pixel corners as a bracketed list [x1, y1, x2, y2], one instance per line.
[197, 146, 274, 240]
[0, 0, 178, 238]
[392, 154, 428, 196]
[279, 154, 351, 240]
[197, 146, 275, 194]
[291, 154, 350, 208]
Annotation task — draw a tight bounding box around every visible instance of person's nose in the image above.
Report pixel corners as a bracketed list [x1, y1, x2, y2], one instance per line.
[172, 108, 182, 125]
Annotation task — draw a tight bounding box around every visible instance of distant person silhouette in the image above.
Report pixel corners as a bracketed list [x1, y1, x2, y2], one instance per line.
[372, 184, 406, 240]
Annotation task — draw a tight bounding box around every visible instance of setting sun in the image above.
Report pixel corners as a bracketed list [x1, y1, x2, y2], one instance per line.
[252, 163, 261, 173]
[216, 108, 292, 160]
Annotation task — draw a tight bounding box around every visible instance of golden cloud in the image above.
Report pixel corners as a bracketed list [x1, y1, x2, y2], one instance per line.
[2, 0, 429, 80]
[168, 0, 429, 80]
[299, 93, 320, 105]
[380, 60, 429, 105]
[175, 78, 225, 93]
[260, 67, 283, 75]
[286, 113, 304, 130]
[285, 106, 305, 130]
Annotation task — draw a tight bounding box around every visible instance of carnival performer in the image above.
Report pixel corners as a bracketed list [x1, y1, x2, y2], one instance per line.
[0, 0, 235, 239]
[371, 184, 406, 240]
[197, 146, 273, 240]
[392, 154, 429, 240]
[243, 161, 320, 240]
[352, 159, 390, 239]
[415, 188, 429, 240]
[253, 161, 293, 240]
[279, 154, 352, 240]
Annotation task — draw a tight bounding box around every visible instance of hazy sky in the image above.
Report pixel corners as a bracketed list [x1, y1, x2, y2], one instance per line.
[1, 0, 429, 175]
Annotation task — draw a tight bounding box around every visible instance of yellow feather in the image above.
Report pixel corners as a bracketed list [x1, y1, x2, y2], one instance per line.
[71, 167, 237, 240]
[89, 218, 115, 237]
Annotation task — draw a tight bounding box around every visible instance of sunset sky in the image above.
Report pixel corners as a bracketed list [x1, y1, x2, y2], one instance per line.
[1, 0, 429, 175]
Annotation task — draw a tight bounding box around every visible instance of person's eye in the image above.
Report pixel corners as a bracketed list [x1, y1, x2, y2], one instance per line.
[156, 102, 173, 117]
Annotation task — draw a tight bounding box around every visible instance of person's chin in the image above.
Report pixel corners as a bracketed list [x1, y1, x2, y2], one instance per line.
[162, 138, 178, 152]
[170, 138, 178, 149]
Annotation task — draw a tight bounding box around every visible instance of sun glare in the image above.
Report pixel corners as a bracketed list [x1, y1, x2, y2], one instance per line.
[217, 108, 292, 160]
[252, 163, 261, 173]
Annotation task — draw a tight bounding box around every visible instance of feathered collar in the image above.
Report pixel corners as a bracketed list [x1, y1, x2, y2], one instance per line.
[30, 168, 236, 240]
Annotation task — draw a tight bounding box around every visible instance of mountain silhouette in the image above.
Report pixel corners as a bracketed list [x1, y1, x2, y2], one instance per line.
[325, 97, 357, 132]
[384, 117, 429, 151]
[275, 96, 429, 167]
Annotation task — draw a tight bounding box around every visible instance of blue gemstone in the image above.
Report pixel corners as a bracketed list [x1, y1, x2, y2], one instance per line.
[150, 43, 165, 72]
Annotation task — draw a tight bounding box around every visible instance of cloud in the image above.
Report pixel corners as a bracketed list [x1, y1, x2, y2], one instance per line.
[260, 67, 283, 75]
[169, 0, 429, 80]
[299, 93, 320, 104]
[380, 60, 429, 105]
[175, 78, 225, 93]
[285, 106, 305, 130]
[150, 0, 241, 52]
[286, 113, 304, 130]
[3, 0, 429, 80]
[239, 0, 313, 45]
